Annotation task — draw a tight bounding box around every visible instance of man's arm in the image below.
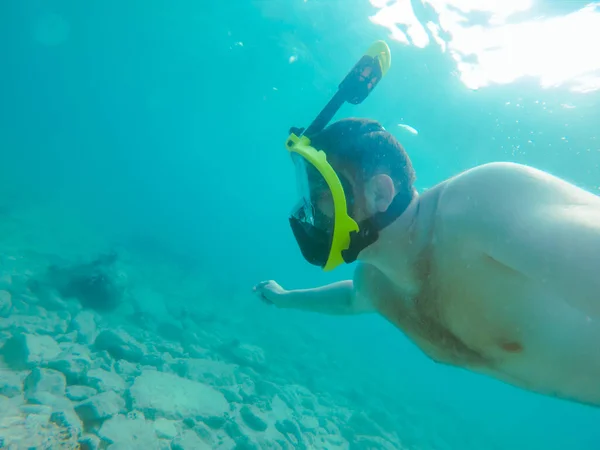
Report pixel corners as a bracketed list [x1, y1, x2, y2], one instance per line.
[442, 161, 600, 318]
[278, 279, 374, 315]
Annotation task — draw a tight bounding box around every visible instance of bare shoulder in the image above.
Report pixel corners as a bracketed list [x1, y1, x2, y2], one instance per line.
[436, 162, 599, 223]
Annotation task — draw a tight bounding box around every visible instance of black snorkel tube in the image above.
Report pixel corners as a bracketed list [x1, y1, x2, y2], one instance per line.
[289, 40, 392, 140]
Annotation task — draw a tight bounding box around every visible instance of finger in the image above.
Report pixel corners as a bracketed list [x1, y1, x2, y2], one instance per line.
[260, 293, 273, 305]
[253, 280, 269, 291]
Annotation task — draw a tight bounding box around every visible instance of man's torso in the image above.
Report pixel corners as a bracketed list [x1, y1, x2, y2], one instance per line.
[356, 164, 600, 406]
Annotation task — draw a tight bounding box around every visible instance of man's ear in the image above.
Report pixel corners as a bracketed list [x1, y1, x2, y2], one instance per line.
[365, 174, 395, 213]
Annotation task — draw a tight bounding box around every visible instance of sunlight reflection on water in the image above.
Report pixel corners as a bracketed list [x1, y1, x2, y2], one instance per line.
[370, 0, 600, 92]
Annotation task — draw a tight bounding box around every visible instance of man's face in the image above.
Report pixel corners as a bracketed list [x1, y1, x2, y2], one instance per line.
[308, 160, 371, 224]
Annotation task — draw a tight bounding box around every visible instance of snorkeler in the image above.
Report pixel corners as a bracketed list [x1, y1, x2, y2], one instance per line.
[253, 41, 600, 407]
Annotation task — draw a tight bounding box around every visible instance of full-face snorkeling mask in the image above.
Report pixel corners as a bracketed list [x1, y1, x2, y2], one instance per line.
[286, 41, 398, 271]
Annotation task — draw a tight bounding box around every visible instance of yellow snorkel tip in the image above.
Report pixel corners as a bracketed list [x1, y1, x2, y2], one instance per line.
[365, 40, 391, 77]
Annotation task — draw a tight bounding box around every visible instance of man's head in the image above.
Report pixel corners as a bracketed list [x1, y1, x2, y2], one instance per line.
[308, 117, 416, 222]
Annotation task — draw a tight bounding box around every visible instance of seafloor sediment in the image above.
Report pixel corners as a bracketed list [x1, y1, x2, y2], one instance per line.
[0, 252, 408, 450]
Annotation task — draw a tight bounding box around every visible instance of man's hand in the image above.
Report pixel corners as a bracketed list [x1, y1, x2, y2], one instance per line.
[253, 280, 288, 307]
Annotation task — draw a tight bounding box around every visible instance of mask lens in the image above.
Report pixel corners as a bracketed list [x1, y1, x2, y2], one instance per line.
[289, 154, 336, 267]
[290, 154, 334, 234]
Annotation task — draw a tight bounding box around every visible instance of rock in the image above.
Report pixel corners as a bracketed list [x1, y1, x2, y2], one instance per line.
[114, 359, 141, 383]
[20, 404, 53, 416]
[202, 415, 226, 429]
[46, 252, 127, 311]
[57, 330, 78, 343]
[158, 340, 186, 357]
[192, 422, 215, 443]
[98, 414, 161, 449]
[153, 418, 178, 439]
[221, 342, 266, 371]
[79, 433, 101, 450]
[26, 391, 73, 411]
[240, 405, 268, 432]
[170, 358, 238, 387]
[128, 370, 230, 420]
[277, 384, 317, 411]
[85, 368, 126, 394]
[187, 344, 211, 359]
[39, 290, 69, 311]
[0, 394, 21, 418]
[24, 367, 67, 398]
[0, 330, 10, 348]
[50, 310, 71, 334]
[94, 328, 145, 363]
[71, 310, 98, 345]
[0, 290, 11, 317]
[47, 344, 92, 384]
[220, 387, 243, 403]
[50, 408, 83, 439]
[139, 352, 165, 368]
[171, 430, 211, 450]
[275, 419, 304, 447]
[75, 390, 125, 423]
[1, 404, 79, 449]
[299, 415, 320, 431]
[1, 333, 61, 369]
[253, 379, 281, 398]
[0, 313, 54, 335]
[224, 419, 259, 449]
[66, 385, 97, 402]
[0, 274, 12, 291]
[0, 369, 24, 397]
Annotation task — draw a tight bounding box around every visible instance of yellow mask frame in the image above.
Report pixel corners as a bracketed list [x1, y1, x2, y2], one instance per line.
[285, 133, 359, 271]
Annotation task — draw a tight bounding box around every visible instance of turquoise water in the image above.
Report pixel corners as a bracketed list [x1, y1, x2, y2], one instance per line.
[0, 1, 600, 449]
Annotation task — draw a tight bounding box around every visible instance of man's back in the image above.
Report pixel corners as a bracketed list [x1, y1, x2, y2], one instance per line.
[357, 162, 600, 406]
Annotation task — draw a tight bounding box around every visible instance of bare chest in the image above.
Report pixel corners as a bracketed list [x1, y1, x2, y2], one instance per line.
[367, 249, 596, 362]
[365, 253, 600, 404]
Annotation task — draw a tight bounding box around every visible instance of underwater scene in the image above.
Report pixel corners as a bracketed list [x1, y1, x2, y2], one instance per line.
[1, 0, 600, 449]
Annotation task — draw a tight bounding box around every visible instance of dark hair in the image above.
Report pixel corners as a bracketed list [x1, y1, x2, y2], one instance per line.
[310, 117, 416, 195]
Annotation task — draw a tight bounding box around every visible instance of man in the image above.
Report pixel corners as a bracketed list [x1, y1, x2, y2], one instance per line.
[254, 116, 600, 407]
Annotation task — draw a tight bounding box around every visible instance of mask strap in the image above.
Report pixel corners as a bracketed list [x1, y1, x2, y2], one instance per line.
[341, 188, 415, 263]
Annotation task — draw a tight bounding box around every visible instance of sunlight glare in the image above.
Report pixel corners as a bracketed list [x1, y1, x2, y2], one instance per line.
[369, 0, 600, 92]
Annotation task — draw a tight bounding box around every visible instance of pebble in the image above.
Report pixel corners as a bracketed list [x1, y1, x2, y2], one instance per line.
[86, 368, 127, 394]
[153, 418, 178, 439]
[70, 310, 98, 345]
[171, 357, 237, 387]
[94, 328, 145, 363]
[225, 342, 267, 371]
[66, 385, 98, 402]
[171, 430, 211, 450]
[79, 433, 101, 450]
[98, 413, 161, 449]
[50, 408, 83, 439]
[240, 405, 268, 432]
[0, 290, 12, 317]
[75, 390, 125, 423]
[48, 348, 93, 385]
[128, 370, 230, 420]
[19, 404, 53, 416]
[1, 333, 62, 369]
[24, 367, 67, 398]
[0, 369, 24, 397]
